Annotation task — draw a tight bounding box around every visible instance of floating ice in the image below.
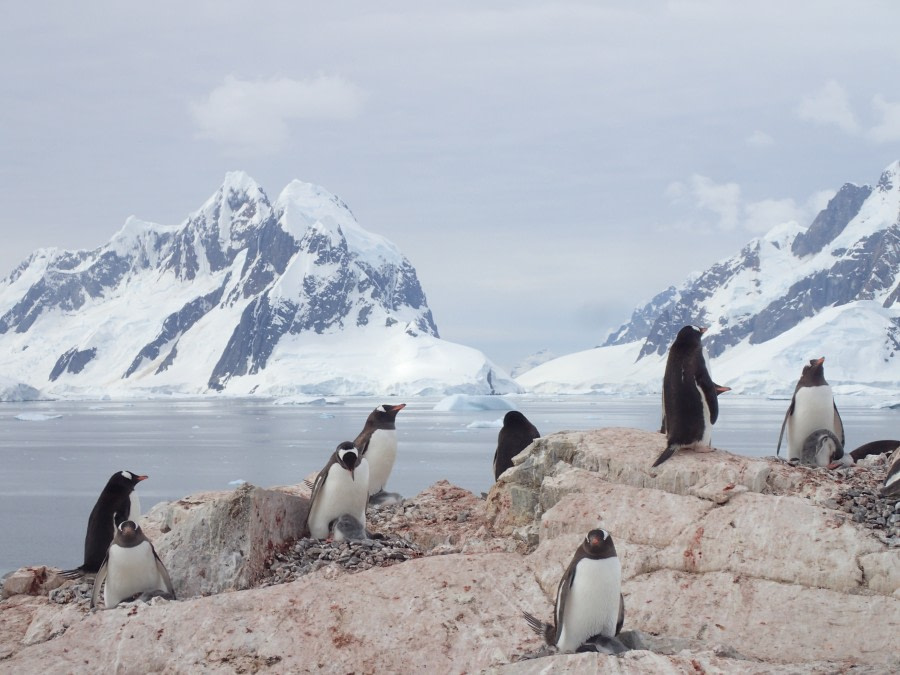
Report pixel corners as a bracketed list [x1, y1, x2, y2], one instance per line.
[15, 413, 62, 422]
[433, 395, 517, 412]
[466, 418, 504, 429]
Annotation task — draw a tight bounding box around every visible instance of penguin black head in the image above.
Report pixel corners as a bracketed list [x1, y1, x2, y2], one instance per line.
[371, 403, 406, 426]
[503, 411, 528, 425]
[114, 520, 143, 546]
[108, 470, 148, 492]
[335, 441, 361, 477]
[582, 528, 617, 559]
[798, 356, 827, 387]
[673, 325, 706, 348]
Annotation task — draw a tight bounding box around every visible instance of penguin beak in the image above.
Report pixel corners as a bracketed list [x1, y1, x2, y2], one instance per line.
[716, 385, 731, 394]
[391, 404, 407, 413]
[814, 356, 825, 366]
[136, 475, 148, 482]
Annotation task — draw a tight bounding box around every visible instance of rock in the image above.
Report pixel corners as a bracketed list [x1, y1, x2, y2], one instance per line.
[1, 567, 65, 600]
[2, 427, 898, 673]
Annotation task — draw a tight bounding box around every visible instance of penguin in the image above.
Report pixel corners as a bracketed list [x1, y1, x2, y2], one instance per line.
[776, 357, 844, 462]
[493, 410, 540, 481]
[799, 429, 845, 467]
[653, 326, 723, 467]
[882, 447, 900, 498]
[354, 403, 406, 499]
[62, 470, 147, 578]
[304, 441, 370, 540]
[523, 528, 624, 654]
[90, 520, 175, 609]
[849, 439, 900, 463]
[330, 514, 369, 542]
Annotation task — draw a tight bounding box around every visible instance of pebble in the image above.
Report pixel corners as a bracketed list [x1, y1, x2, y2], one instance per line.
[828, 454, 899, 547]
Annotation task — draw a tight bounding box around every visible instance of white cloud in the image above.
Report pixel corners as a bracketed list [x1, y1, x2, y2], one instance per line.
[868, 94, 900, 143]
[189, 74, 365, 154]
[795, 80, 859, 134]
[746, 130, 774, 147]
[669, 175, 835, 234]
[689, 174, 741, 230]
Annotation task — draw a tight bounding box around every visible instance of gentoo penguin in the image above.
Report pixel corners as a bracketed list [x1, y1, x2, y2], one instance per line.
[62, 470, 147, 578]
[800, 429, 845, 467]
[653, 326, 723, 467]
[493, 410, 540, 480]
[849, 439, 900, 463]
[330, 514, 369, 542]
[523, 528, 624, 654]
[304, 441, 370, 540]
[354, 403, 406, 499]
[882, 447, 900, 498]
[776, 357, 844, 462]
[90, 520, 175, 609]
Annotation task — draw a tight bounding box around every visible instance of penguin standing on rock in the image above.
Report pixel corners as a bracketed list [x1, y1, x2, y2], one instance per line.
[91, 520, 175, 609]
[523, 528, 625, 653]
[354, 403, 406, 501]
[653, 326, 723, 468]
[304, 441, 369, 540]
[493, 411, 540, 480]
[62, 470, 148, 578]
[777, 357, 844, 463]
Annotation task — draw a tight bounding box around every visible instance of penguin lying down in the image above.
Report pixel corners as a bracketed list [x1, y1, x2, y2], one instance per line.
[91, 521, 176, 609]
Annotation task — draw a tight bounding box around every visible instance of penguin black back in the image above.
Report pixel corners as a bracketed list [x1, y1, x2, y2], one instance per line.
[653, 326, 720, 467]
[493, 411, 540, 480]
[64, 470, 147, 577]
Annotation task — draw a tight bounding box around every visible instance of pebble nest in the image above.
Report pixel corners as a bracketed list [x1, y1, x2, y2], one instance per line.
[260, 502, 423, 587]
[822, 453, 899, 547]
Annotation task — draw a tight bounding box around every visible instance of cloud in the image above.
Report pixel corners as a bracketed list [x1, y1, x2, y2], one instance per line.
[868, 94, 900, 143]
[668, 175, 835, 234]
[795, 80, 859, 134]
[189, 74, 364, 154]
[745, 130, 774, 148]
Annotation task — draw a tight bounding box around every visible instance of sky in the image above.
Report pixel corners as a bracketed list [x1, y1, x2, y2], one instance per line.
[2, 2, 900, 372]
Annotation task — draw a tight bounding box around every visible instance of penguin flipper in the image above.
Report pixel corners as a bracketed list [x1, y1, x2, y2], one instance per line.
[302, 469, 328, 537]
[90, 556, 109, 609]
[153, 546, 176, 600]
[651, 443, 678, 468]
[616, 593, 625, 635]
[776, 400, 794, 457]
[833, 403, 845, 448]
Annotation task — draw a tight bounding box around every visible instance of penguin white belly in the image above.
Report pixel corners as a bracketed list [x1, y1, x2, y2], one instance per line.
[129, 491, 142, 522]
[104, 542, 165, 607]
[555, 557, 622, 653]
[365, 430, 397, 495]
[787, 387, 836, 460]
[697, 382, 712, 446]
[308, 459, 369, 539]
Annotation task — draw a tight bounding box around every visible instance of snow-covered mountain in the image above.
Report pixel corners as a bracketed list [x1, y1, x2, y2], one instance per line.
[0, 173, 519, 397]
[518, 161, 900, 397]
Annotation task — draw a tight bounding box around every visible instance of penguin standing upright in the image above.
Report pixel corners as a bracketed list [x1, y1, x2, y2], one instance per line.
[653, 326, 723, 468]
[63, 470, 148, 578]
[523, 528, 624, 653]
[304, 441, 369, 540]
[354, 403, 406, 498]
[91, 520, 175, 609]
[776, 357, 844, 464]
[493, 411, 540, 480]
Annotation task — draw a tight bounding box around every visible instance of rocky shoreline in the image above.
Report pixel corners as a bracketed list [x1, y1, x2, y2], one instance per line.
[2, 428, 898, 673]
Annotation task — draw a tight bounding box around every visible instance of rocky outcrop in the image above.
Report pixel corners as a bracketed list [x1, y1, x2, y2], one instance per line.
[2, 429, 898, 673]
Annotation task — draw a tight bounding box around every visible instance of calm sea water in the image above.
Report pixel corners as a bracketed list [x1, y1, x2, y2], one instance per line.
[1, 395, 897, 576]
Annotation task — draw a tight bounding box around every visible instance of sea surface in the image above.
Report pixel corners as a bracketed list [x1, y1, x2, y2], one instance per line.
[1, 394, 897, 576]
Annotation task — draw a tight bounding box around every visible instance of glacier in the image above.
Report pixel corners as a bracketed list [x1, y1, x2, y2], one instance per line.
[0, 173, 518, 398]
[518, 161, 900, 398]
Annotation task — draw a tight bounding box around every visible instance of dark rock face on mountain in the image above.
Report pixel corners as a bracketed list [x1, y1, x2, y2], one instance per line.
[0, 172, 495, 396]
[605, 162, 900, 360]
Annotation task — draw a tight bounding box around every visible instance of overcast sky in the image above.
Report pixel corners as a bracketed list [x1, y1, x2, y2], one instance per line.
[3, 2, 900, 371]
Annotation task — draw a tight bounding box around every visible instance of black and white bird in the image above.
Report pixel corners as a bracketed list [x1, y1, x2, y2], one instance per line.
[90, 520, 175, 609]
[62, 470, 147, 578]
[800, 429, 845, 467]
[653, 326, 724, 467]
[881, 446, 900, 498]
[777, 357, 844, 464]
[493, 410, 540, 481]
[354, 403, 406, 499]
[304, 441, 369, 540]
[523, 528, 624, 654]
